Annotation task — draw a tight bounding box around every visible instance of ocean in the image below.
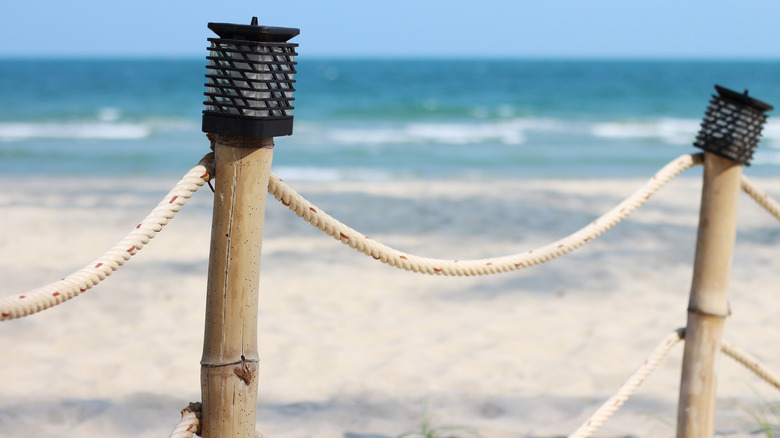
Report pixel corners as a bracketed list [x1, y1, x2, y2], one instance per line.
[2, 58, 780, 180]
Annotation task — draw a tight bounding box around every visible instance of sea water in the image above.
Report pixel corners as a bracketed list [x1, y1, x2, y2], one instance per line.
[1, 58, 780, 180]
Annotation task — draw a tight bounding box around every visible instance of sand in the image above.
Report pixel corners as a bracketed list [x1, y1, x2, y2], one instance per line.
[1, 169, 779, 438]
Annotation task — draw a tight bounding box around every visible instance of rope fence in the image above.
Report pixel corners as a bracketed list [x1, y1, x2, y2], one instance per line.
[0, 152, 701, 318]
[5, 152, 779, 318]
[568, 329, 780, 438]
[1, 151, 779, 438]
[164, 328, 780, 438]
[269, 153, 704, 276]
[0, 153, 213, 321]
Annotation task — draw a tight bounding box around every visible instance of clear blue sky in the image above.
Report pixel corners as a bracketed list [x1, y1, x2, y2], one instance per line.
[2, 0, 779, 59]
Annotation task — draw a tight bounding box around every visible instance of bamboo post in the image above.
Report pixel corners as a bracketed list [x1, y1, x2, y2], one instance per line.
[201, 135, 273, 437]
[198, 17, 299, 438]
[676, 152, 742, 437]
[676, 86, 772, 438]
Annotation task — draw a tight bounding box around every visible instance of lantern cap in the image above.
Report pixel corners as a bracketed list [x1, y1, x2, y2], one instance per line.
[202, 17, 299, 138]
[714, 85, 773, 112]
[693, 84, 773, 165]
[208, 17, 299, 42]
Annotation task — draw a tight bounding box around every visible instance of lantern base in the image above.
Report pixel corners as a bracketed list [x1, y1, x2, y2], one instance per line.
[202, 113, 294, 138]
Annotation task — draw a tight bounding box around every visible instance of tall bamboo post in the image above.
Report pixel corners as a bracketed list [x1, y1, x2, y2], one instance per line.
[677, 152, 742, 437]
[199, 17, 299, 438]
[201, 135, 273, 437]
[676, 86, 772, 438]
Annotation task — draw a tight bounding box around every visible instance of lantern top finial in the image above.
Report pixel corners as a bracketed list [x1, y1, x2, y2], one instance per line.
[208, 17, 299, 42]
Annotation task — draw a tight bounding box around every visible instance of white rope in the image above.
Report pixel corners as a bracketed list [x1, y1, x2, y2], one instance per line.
[269, 153, 703, 276]
[168, 402, 268, 438]
[568, 329, 685, 438]
[721, 340, 780, 391]
[741, 175, 780, 221]
[0, 153, 214, 321]
[569, 334, 780, 438]
[168, 404, 200, 438]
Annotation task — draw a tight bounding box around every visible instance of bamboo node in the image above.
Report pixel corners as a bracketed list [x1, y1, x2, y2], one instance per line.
[686, 306, 729, 319]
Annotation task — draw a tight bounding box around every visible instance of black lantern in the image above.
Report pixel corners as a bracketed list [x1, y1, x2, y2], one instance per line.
[202, 17, 300, 138]
[694, 85, 773, 165]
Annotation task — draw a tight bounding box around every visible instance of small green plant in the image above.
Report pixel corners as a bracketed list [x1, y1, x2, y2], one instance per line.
[748, 402, 780, 437]
[742, 390, 780, 437]
[397, 410, 480, 438]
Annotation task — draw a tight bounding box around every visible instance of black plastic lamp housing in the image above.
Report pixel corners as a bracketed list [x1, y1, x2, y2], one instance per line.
[202, 17, 300, 138]
[694, 85, 773, 165]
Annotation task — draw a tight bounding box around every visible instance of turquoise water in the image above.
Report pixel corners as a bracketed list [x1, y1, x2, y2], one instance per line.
[1, 59, 780, 179]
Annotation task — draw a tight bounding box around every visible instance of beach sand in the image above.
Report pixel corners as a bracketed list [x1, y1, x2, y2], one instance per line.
[1, 170, 779, 438]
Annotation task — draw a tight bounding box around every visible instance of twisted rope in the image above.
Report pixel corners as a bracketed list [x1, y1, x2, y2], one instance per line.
[568, 329, 685, 438]
[569, 333, 780, 438]
[168, 403, 267, 438]
[722, 340, 780, 391]
[168, 403, 201, 438]
[0, 153, 214, 321]
[741, 175, 780, 221]
[167, 335, 780, 438]
[269, 153, 703, 276]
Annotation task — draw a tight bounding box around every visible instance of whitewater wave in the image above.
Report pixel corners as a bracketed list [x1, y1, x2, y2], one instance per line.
[591, 118, 780, 148]
[752, 149, 780, 166]
[315, 119, 572, 146]
[326, 124, 525, 145]
[274, 166, 393, 182]
[0, 122, 151, 141]
[759, 121, 780, 148]
[5, 116, 780, 150]
[590, 119, 701, 145]
[298, 117, 780, 148]
[274, 166, 343, 182]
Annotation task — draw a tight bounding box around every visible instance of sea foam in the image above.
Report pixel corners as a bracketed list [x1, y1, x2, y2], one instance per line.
[590, 119, 701, 145]
[591, 118, 780, 147]
[319, 119, 572, 146]
[0, 122, 151, 141]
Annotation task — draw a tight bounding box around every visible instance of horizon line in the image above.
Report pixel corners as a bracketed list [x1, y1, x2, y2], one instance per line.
[2, 54, 780, 62]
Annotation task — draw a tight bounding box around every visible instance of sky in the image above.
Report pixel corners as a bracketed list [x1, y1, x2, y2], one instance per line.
[2, 1, 780, 59]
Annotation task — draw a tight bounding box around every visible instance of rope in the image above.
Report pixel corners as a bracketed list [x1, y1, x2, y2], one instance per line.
[1, 146, 775, 435]
[569, 333, 780, 438]
[568, 328, 685, 438]
[269, 153, 704, 276]
[0, 153, 214, 321]
[170, 333, 780, 438]
[741, 175, 780, 221]
[162, 336, 780, 438]
[168, 403, 201, 438]
[721, 340, 780, 391]
[168, 402, 268, 438]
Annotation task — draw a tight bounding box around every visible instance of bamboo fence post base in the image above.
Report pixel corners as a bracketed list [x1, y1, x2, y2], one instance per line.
[200, 135, 274, 438]
[676, 153, 742, 438]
